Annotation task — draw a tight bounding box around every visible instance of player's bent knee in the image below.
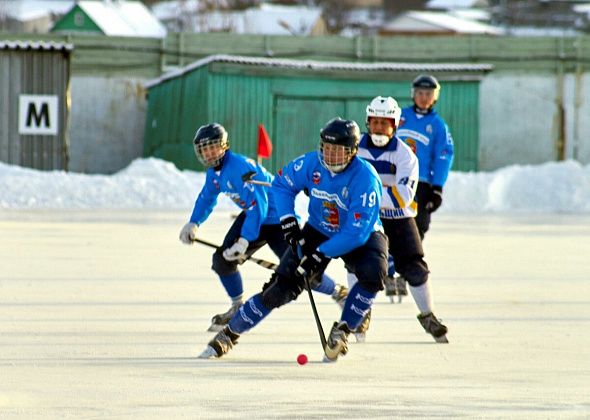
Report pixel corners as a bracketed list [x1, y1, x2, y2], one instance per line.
[211, 250, 237, 276]
[403, 262, 429, 287]
[355, 266, 386, 293]
[261, 275, 302, 309]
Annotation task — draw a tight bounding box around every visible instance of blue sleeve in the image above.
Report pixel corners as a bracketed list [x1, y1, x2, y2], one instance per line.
[272, 154, 308, 219]
[189, 171, 219, 225]
[318, 167, 383, 258]
[223, 157, 271, 242]
[236, 177, 270, 242]
[431, 118, 454, 187]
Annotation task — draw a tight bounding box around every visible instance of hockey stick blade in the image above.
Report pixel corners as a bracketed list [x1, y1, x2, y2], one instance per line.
[241, 170, 272, 187]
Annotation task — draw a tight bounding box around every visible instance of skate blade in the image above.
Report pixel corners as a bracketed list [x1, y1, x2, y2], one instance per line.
[353, 332, 366, 343]
[322, 355, 337, 363]
[207, 323, 224, 332]
[434, 335, 449, 344]
[198, 345, 219, 359]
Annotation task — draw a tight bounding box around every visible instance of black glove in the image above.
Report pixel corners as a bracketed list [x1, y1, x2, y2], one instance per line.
[425, 185, 443, 213]
[296, 249, 330, 279]
[280, 216, 302, 253]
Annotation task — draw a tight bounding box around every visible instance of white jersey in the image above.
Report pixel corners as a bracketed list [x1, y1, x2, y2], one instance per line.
[357, 133, 419, 219]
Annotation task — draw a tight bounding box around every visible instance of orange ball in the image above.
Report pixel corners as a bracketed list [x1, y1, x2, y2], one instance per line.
[297, 353, 308, 365]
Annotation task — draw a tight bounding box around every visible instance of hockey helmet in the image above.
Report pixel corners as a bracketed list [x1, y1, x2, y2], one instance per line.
[193, 123, 229, 168]
[318, 118, 360, 173]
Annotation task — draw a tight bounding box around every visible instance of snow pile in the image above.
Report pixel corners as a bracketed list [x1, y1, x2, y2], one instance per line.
[1, 158, 589, 214]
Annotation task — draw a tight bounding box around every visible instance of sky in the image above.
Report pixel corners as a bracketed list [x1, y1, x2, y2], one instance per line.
[1, 157, 589, 214]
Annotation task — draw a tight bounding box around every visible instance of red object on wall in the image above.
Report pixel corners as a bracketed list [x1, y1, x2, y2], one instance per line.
[257, 124, 273, 159]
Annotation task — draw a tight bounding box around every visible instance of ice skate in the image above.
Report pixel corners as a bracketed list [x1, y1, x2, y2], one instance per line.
[198, 325, 240, 359]
[331, 284, 348, 310]
[208, 301, 242, 332]
[384, 275, 407, 303]
[417, 312, 448, 343]
[353, 309, 371, 343]
[323, 321, 351, 362]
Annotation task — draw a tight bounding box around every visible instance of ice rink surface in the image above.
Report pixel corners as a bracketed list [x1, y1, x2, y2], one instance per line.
[1, 211, 589, 419]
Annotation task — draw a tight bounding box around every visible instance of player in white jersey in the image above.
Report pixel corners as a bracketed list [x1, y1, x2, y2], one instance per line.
[347, 96, 448, 343]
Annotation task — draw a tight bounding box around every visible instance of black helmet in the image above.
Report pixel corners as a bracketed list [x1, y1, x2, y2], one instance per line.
[193, 123, 229, 167]
[318, 118, 360, 173]
[411, 74, 441, 103]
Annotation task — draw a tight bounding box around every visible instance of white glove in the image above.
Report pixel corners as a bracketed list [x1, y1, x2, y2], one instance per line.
[222, 237, 249, 262]
[179, 222, 198, 244]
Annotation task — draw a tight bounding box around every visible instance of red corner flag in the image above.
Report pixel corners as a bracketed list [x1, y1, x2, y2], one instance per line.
[257, 124, 273, 159]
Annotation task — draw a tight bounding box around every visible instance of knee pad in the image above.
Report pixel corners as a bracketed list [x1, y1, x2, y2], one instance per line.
[402, 260, 429, 287]
[211, 250, 237, 277]
[354, 263, 386, 294]
[261, 273, 303, 309]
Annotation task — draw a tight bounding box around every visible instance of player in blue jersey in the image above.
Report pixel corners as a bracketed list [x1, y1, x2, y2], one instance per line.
[397, 75, 454, 240]
[198, 118, 389, 362]
[179, 123, 347, 332]
[346, 96, 448, 343]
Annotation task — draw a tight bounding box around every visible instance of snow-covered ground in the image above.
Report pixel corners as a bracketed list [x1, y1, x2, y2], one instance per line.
[2, 158, 589, 213]
[1, 159, 589, 418]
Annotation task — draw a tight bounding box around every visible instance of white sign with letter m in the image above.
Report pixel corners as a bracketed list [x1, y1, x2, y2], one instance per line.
[19, 95, 59, 135]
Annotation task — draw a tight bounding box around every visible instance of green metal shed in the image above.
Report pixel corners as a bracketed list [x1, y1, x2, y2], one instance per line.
[144, 55, 492, 173]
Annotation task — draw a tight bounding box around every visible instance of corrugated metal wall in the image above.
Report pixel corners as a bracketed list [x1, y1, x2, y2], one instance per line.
[144, 60, 481, 173]
[0, 43, 71, 170]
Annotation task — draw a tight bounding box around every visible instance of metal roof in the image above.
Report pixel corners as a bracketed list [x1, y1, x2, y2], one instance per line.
[0, 40, 74, 52]
[145, 54, 494, 88]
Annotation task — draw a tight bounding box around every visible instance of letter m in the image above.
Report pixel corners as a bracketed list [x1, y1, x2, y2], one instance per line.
[26, 102, 50, 128]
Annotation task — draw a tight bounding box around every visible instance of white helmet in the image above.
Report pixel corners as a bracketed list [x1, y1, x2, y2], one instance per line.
[365, 96, 401, 147]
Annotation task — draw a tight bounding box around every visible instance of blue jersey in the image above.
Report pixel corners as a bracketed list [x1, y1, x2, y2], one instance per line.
[188, 150, 280, 241]
[272, 151, 383, 258]
[398, 106, 454, 187]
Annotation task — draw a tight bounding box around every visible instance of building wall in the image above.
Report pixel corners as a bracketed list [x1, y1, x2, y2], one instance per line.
[0, 46, 70, 171]
[479, 71, 589, 170]
[68, 77, 146, 174]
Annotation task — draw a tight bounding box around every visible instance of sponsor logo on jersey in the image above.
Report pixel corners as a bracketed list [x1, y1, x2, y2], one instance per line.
[426, 124, 433, 134]
[310, 188, 348, 210]
[341, 186, 348, 199]
[312, 171, 321, 185]
[396, 129, 429, 145]
[284, 174, 294, 187]
[212, 179, 220, 190]
[226, 181, 233, 189]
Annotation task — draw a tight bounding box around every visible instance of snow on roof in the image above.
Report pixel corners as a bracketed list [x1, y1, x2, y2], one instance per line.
[5, 0, 74, 21]
[384, 11, 503, 35]
[450, 8, 490, 22]
[145, 54, 493, 88]
[0, 40, 74, 52]
[152, 3, 321, 35]
[573, 4, 590, 14]
[242, 4, 322, 35]
[76, 0, 167, 38]
[426, 0, 487, 10]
